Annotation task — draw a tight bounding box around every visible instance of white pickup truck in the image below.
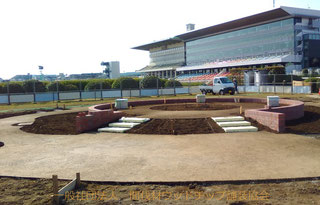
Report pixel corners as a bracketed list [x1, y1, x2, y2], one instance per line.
[199, 76, 235, 95]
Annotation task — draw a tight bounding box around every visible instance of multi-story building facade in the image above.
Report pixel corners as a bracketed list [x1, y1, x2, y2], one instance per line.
[133, 6, 320, 78]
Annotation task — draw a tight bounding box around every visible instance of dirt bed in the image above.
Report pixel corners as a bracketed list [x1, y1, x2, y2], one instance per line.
[127, 118, 224, 135]
[0, 177, 319, 205]
[17, 104, 320, 135]
[150, 103, 239, 111]
[21, 112, 80, 135]
[286, 106, 320, 134]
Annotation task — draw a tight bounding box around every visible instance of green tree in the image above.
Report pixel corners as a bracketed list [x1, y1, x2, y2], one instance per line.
[164, 80, 182, 88]
[111, 77, 139, 89]
[84, 80, 113, 91]
[22, 80, 47, 92]
[140, 76, 160, 88]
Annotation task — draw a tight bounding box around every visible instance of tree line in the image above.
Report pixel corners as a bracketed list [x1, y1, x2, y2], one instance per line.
[0, 76, 182, 94]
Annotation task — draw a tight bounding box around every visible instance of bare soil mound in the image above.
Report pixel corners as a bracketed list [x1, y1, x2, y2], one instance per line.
[21, 112, 80, 135]
[150, 103, 239, 111]
[127, 118, 224, 135]
[286, 105, 320, 134]
[18, 105, 320, 136]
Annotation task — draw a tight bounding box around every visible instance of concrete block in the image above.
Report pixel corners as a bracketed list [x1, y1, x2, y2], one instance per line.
[196, 94, 206, 103]
[223, 126, 258, 133]
[267, 96, 279, 107]
[108, 122, 140, 128]
[217, 121, 251, 127]
[119, 117, 150, 123]
[115, 99, 128, 109]
[98, 127, 130, 133]
[211, 116, 244, 122]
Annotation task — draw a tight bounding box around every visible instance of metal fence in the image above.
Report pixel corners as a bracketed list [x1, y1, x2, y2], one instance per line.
[0, 75, 318, 104]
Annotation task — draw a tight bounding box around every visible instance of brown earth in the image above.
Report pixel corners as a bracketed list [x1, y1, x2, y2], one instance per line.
[127, 118, 224, 135]
[286, 106, 320, 134]
[18, 104, 320, 135]
[21, 112, 80, 135]
[0, 177, 319, 205]
[150, 103, 239, 111]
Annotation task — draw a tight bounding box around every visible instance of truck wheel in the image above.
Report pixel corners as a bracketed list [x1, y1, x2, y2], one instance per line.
[219, 90, 225, 95]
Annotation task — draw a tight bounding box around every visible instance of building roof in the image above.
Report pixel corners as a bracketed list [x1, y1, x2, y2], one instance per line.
[133, 6, 320, 50]
[132, 37, 182, 51]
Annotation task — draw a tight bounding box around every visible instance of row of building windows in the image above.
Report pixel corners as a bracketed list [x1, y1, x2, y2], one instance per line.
[185, 19, 295, 65]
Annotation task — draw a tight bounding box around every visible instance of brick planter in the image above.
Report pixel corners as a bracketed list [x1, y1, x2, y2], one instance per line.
[76, 97, 304, 133]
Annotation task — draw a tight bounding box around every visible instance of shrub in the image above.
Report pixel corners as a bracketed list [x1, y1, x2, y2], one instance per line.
[305, 77, 320, 93]
[7, 82, 24, 93]
[47, 82, 79, 91]
[140, 76, 160, 88]
[0, 83, 6, 94]
[84, 79, 113, 91]
[164, 80, 182, 88]
[22, 80, 47, 92]
[111, 77, 139, 89]
[159, 79, 167, 88]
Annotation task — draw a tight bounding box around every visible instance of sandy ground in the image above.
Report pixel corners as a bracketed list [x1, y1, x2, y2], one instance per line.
[1, 96, 320, 204]
[0, 177, 319, 205]
[1, 105, 320, 181]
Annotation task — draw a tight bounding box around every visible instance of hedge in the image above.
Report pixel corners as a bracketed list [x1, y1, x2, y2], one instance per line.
[164, 80, 182, 88]
[111, 77, 140, 89]
[22, 80, 47, 92]
[305, 78, 320, 93]
[140, 76, 160, 88]
[84, 79, 113, 91]
[47, 82, 79, 91]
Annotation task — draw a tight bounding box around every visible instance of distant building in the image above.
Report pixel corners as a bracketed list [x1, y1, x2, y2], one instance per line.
[120, 72, 141, 77]
[101, 61, 120, 79]
[67, 73, 103, 80]
[10, 74, 58, 81]
[133, 6, 320, 78]
[0, 78, 3, 82]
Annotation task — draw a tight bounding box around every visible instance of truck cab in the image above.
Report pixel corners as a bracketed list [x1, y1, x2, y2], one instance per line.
[199, 76, 235, 95]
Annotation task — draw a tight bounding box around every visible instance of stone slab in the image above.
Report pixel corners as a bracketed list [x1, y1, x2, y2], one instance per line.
[217, 121, 251, 127]
[98, 127, 130, 133]
[223, 126, 258, 133]
[108, 122, 140, 128]
[211, 116, 244, 122]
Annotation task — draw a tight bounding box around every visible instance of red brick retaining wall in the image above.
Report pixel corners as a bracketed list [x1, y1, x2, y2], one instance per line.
[76, 97, 303, 133]
[244, 98, 304, 132]
[75, 104, 124, 133]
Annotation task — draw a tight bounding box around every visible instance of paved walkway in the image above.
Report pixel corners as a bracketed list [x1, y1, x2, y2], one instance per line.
[1, 108, 320, 182]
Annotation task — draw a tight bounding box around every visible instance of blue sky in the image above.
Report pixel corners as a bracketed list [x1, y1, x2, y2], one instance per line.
[0, 0, 320, 79]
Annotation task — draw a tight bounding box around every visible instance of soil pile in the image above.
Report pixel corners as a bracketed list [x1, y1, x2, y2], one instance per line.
[286, 106, 320, 134]
[21, 112, 79, 135]
[127, 118, 224, 135]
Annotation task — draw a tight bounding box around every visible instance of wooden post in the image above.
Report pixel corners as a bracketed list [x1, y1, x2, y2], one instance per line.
[52, 175, 59, 205]
[240, 106, 243, 114]
[76, 173, 80, 188]
[164, 98, 166, 104]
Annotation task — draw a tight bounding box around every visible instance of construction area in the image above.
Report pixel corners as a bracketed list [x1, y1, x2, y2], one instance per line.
[0, 94, 320, 204]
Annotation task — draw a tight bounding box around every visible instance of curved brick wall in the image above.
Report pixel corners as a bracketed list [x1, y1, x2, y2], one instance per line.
[76, 97, 304, 133]
[76, 104, 124, 133]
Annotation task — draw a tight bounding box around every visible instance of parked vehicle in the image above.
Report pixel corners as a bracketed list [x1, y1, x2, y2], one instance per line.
[199, 77, 235, 95]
